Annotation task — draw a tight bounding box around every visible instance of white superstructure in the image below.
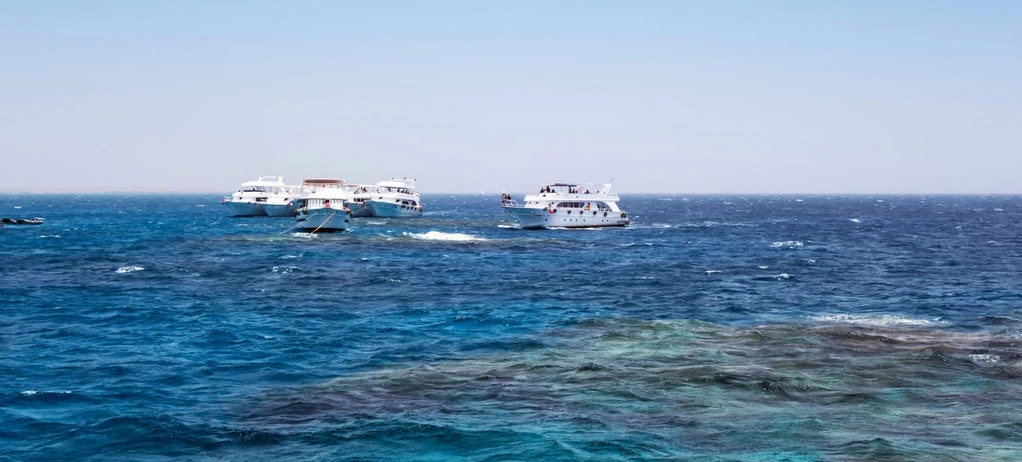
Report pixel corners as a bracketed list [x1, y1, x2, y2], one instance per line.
[292, 179, 353, 232]
[502, 182, 630, 229]
[222, 176, 299, 217]
[364, 178, 423, 218]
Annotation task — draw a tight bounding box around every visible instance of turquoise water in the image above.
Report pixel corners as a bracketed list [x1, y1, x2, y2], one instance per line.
[1, 194, 1021, 460]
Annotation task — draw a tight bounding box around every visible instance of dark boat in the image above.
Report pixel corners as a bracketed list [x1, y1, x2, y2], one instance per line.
[2, 217, 44, 225]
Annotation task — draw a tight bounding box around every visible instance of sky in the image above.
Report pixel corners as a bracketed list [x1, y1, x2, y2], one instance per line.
[1, 1, 1020, 194]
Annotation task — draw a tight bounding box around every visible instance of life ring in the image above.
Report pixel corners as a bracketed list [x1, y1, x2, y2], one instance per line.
[548, 207, 556, 214]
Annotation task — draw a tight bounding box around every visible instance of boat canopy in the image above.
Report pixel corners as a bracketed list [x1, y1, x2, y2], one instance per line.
[241, 176, 288, 187]
[540, 182, 612, 193]
[377, 178, 416, 189]
[302, 178, 345, 185]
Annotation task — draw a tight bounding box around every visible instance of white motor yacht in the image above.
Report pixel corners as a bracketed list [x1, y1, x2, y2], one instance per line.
[292, 179, 353, 232]
[222, 176, 299, 217]
[502, 182, 630, 229]
[342, 184, 375, 217]
[364, 178, 423, 218]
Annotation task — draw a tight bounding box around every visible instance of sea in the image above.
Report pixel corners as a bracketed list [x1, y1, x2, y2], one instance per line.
[1, 194, 1021, 461]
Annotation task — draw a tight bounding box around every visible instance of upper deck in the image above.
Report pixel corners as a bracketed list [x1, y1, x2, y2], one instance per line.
[375, 178, 418, 195]
[240, 176, 288, 188]
[297, 179, 348, 199]
[522, 182, 619, 202]
[237, 176, 294, 194]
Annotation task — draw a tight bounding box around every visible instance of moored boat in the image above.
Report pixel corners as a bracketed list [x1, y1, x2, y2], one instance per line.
[364, 178, 423, 218]
[222, 176, 299, 217]
[502, 182, 629, 229]
[293, 179, 353, 232]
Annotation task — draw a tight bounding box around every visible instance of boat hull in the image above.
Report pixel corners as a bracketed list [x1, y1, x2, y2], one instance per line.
[296, 208, 351, 232]
[366, 200, 423, 218]
[263, 202, 298, 217]
[503, 206, 629, 229]
[349, 202, 373, 217]
[224, 201, 266, 217]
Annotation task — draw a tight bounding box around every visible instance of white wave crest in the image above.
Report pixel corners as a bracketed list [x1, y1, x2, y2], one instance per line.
[810, 313, 944, 327]
[771, 240, 804, 249]
[705, 270, 721, 274]
[403, 231, 487, 242]
[115, 266, 144, 274]
[849, 218, 862, 223]
[21, 390, 71, 396]
[969, 354, 1000, 365]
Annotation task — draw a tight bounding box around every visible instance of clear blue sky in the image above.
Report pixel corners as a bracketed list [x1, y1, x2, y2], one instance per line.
[1, 1, 1019, 193]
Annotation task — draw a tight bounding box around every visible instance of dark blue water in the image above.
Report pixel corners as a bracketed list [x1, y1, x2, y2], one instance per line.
[2, 194, 1021, 461]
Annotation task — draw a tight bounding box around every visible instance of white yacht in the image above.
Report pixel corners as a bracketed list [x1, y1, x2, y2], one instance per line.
[502, 182, 630, 229]
[222, 176, 299, 217]
[292, 179, 353, 232]
[365, 178, 423, 218]
[342, 184, 376, 217]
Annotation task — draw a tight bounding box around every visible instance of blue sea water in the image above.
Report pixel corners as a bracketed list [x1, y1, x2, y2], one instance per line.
[1, 194, 1021, 461]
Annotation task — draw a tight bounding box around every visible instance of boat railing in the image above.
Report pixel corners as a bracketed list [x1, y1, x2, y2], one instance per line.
[502, 200, 525, 208]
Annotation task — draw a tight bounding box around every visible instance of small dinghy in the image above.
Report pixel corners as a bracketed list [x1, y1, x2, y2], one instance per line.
[2, 217, 45, 225]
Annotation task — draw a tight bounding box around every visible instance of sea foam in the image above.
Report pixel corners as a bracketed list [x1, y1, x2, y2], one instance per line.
[810, 313, 944, 327]
[115, 266, 144, 274]
[403, 231, 487, 242]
